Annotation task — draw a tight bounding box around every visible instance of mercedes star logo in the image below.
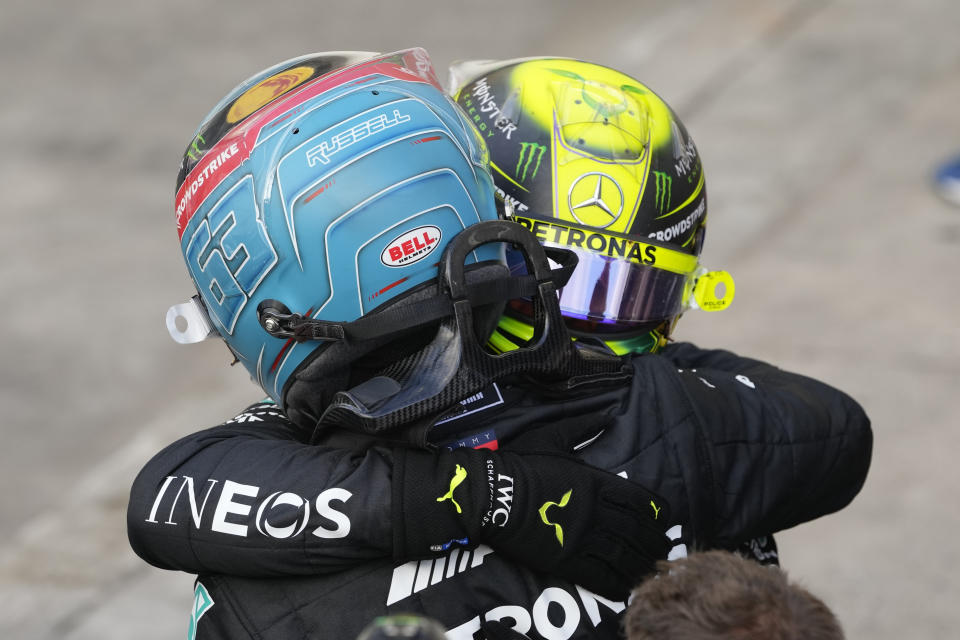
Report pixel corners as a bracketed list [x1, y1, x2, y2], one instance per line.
[568, 172, 624, 228]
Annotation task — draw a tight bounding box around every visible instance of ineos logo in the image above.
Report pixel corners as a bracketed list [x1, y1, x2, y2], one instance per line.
[255, 491, 310, 539]
[145, 476, 352, 540]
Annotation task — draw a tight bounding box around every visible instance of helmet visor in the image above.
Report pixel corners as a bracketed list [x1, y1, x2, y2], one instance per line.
[507, 213, 707, 330]
[557, 247, 689, 326]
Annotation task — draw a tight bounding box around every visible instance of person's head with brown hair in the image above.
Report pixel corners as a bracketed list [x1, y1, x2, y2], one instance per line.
[625, 551, 844, 640]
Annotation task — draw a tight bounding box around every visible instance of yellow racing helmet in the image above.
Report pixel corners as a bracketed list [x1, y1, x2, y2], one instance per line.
[449, 57, 734, 354]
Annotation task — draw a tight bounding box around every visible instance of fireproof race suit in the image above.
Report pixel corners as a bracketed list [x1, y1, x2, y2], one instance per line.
[128, 343, 872, 639]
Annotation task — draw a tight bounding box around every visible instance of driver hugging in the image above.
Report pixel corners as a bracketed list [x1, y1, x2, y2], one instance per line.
[129, 48, 871, 640]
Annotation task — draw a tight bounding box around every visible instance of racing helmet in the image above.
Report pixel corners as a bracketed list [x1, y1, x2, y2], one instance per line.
[166, 49, 505, 425]
[166, 49, 624, 432]
[449, 58, 734, 355]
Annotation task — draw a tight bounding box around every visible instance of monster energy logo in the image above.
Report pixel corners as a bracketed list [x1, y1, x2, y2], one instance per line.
[654, 171, 672, 213]
[516, 142, 546, 182]
[185, 134, 206, 162]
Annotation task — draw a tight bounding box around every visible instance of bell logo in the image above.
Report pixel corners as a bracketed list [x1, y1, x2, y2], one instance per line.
[381, 225, 442, 267]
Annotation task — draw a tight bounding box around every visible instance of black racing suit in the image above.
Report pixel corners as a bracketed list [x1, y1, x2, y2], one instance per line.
[127, 344, 872, 639]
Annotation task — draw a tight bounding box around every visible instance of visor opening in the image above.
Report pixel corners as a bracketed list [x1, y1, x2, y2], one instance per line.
[713, 280, 727, 300]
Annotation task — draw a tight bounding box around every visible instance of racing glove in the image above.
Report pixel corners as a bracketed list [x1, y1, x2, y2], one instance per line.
[393, 447, 671, 600]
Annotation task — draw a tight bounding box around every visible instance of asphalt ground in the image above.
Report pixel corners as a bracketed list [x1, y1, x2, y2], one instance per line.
[1, 0, 958, 637]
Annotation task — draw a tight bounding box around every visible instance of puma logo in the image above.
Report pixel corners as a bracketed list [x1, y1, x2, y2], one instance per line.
[437, 464, 468, 514]
[538, 489, 573, 546]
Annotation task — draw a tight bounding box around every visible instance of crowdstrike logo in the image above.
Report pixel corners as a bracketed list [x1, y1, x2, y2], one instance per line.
[495, 185, 530, 215]
[647, 198, 705, 243]
[176, 143, 241, 219]
[175, 141, 244, 236]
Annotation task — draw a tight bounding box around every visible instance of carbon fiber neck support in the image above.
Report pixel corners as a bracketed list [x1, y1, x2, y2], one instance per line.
[313, 221, 631, 438]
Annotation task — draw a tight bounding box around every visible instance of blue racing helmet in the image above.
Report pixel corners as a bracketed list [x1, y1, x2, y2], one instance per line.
[166, 49, 505, 425]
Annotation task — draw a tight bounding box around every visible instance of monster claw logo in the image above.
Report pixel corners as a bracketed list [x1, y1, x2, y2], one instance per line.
[515, 142, 546, 182]
[654, 170, 672, 214]
[437, 464, 468, 514]
[650, 500, 661, 520]
[185, 134, 206, 162]
[538, 489, 573, 546]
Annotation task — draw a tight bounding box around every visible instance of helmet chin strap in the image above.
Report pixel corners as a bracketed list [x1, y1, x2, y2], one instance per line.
[311, 220, 631, 441]
[254, 253, 577, 345]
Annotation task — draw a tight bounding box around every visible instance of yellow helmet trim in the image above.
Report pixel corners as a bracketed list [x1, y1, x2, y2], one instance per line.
[497, 314, 536, 341]
[692, 270, 735, 312]
[508, 59, 676, 234]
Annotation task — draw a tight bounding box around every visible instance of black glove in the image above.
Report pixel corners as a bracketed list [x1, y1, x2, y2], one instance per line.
[393, 447, 670, 600]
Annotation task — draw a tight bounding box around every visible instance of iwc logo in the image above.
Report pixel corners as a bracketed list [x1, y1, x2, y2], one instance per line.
[568, 172, 624, 228]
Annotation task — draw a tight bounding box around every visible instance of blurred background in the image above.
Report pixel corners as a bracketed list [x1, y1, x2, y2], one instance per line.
[1, 0, 958, 637]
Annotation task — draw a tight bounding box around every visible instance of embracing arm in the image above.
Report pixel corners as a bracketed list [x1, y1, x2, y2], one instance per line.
[658, 343, 873, 545]
[127, 402, 396, 576]
[127, 401, 669, 598]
